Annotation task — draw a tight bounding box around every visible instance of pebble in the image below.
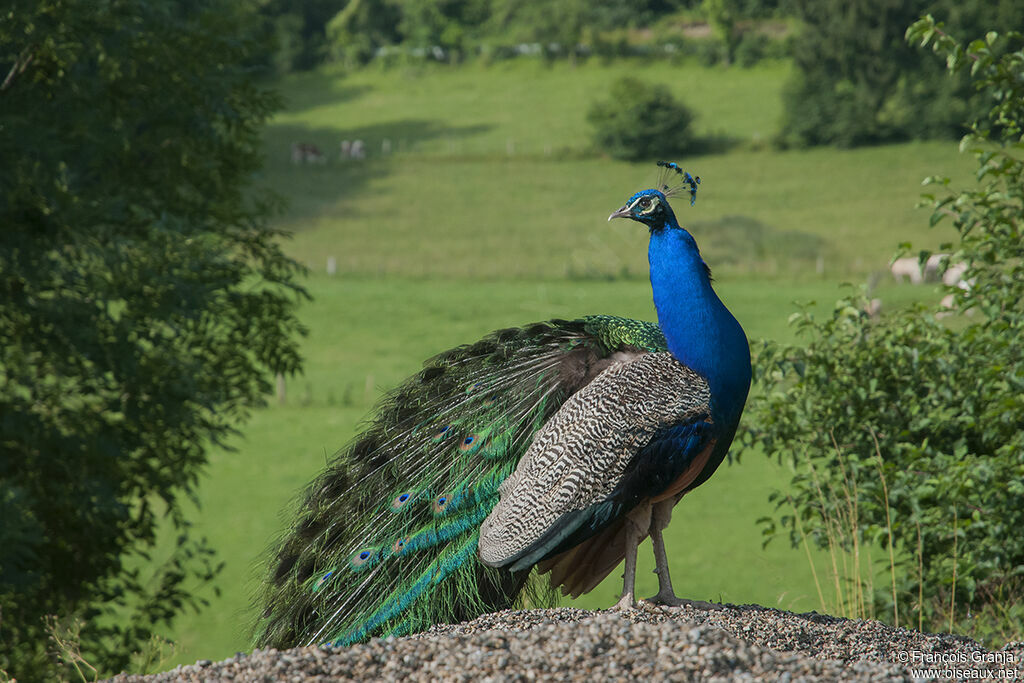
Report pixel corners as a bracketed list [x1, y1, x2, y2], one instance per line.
[106, 603, 1024, 682]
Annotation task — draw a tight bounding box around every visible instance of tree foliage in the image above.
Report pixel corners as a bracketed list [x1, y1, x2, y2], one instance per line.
[0, 0, 306, 678]
[398, 0, 492, 59]
[324, 0, 404, 67]
[586, 77, 696, 161]
[264, 0, 750, 70]
[487, 0, 669, 61]
[779, 0, 1024, 147]
[257, 0, 346, 72]
[742, 20, 1024, 641]
[702, 0, 741, 64]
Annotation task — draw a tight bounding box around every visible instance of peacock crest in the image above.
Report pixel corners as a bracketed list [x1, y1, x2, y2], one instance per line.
[656, 160, 701, 206]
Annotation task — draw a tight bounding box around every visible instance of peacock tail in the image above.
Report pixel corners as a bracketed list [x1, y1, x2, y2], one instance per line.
[253, 315, 668, 648]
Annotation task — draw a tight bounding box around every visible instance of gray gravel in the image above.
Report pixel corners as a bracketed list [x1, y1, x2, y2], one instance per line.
[107, 603, 1024, 682]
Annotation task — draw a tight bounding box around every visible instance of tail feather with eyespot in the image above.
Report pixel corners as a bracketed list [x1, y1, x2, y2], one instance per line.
[252, 316, 668, 648]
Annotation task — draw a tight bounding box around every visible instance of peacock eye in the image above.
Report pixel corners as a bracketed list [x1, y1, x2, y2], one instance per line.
[639, 197, 652, 209]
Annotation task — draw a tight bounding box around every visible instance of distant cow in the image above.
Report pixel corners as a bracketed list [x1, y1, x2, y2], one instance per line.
[290, 142, 326, 165]
[891, 257, 923, 284]
[938, 263, 974, 319]
[923, 254, 972, 288]
[942, 262, 969, 288]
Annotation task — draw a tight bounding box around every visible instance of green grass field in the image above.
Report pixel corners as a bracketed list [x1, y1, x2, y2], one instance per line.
[153, 57, 972, 669]
[272, 60, 790, 158]
[265, 58, 972, 280]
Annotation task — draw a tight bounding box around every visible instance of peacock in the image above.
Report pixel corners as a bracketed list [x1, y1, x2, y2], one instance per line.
[253, 161, 752, 649]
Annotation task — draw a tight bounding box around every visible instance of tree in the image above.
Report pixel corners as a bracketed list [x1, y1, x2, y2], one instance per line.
[703, 0, 740, 64]
[488, 0, 588, 63]
[258, 0, 348, 72]
[743, 20, 1024, 641]
[778, 0, 1024, 147]
[398, 0, 492, 62]
[0, 1, 306, 678]
[325, 0, 403, 67]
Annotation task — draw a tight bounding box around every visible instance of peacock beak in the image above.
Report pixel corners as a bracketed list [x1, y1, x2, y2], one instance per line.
[608, 205, 631, 221]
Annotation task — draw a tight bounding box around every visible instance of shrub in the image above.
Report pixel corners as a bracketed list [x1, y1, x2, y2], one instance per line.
[741, 20, 1024, 643]
[586, 77, 696, 161]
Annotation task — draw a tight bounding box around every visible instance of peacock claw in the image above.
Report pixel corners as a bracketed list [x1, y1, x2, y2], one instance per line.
[641, 594, 726, 612]
[611, 595, 637, 611]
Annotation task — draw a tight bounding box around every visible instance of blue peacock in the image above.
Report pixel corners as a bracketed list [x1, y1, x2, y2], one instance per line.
[253, 162, 751, 649]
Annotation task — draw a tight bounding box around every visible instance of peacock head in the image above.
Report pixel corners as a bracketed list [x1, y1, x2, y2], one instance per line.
[608, 161, 700, 231]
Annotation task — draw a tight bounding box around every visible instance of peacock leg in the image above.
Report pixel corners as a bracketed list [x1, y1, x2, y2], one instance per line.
[647, 498, 681, 604]
[644, 498, 725, 611]
[613, 504, 652, 610]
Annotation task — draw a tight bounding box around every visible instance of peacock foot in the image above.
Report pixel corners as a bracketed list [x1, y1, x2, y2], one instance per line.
[611, 594, 637, 611]
[640, 592, 726, 612]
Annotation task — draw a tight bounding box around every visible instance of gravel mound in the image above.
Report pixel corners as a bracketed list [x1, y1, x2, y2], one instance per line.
[107, 603, 1024, 682]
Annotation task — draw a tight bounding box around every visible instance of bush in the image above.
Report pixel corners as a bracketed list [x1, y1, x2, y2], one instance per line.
[742, 21, 1024, 643]
[0, 1, 306, 678]
[586, 77, 696, 161]
[734, 32, 770, 67]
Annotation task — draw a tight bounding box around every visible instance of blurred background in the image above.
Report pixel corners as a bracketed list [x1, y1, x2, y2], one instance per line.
[4, 0, 1022, 678]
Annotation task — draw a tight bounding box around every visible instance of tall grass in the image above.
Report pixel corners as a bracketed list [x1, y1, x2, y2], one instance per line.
[45, 617, 98, 683]
[787, 433, 1024, 647]
[870, 428, 898, 626]
[787, 435, 899, 625]
[42, 616, 178, 683]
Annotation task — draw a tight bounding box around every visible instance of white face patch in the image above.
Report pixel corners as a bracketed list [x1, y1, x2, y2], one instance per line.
[628, 195, 658, 215]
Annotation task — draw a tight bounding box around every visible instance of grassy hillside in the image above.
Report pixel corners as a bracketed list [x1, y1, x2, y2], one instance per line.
[269, 148, 968, 281]
[271, 60, 789, 158]
[264, 58, 971, 280]
[152, 57, 969, 670]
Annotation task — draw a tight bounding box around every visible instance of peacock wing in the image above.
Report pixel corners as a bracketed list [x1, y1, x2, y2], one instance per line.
[477, 352, 714, 585]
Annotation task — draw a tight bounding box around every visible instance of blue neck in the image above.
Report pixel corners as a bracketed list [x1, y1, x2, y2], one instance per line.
[648, 216, 751, 426]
